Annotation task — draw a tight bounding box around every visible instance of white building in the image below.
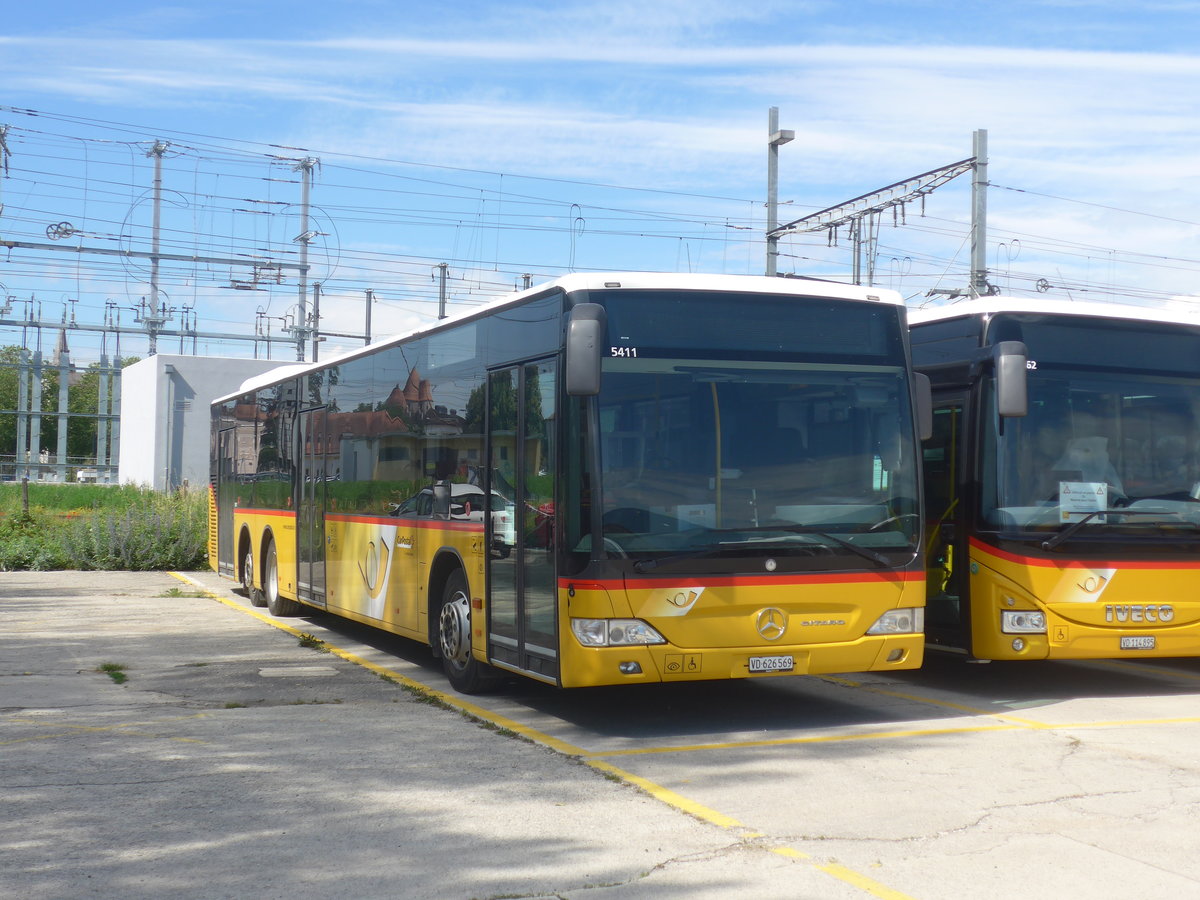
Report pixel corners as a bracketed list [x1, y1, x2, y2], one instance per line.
[119, 354, 285, 490]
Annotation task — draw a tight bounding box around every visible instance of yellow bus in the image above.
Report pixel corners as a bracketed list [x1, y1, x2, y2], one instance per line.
[912, 298, 1200, 661]
[211, 273, 929, 692]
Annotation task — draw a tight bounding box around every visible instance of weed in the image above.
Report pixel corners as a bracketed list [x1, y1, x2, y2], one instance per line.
[297, 632, 328, 651]
[287, 698, 343, 705]
[158, 587, 208, 598]
[224, 701, 247, 709]
[98, 662, 128, 684]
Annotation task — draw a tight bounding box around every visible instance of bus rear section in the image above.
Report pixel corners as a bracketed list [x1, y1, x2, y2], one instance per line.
[913, 298, 1200, 661]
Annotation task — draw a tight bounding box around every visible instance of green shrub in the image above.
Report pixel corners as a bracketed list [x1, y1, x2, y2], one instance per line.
[0, 485, 208, 571]
[0, 509, 72, 570]
[63, 490, 209, 571]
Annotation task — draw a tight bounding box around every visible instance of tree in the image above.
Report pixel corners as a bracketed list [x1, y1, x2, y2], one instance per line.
[0, 345, 138, 465]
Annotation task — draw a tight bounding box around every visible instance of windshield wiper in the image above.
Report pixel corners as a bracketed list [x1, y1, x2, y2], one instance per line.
[632, 529, 891, 572]
[1041, 508, 1187, 551]
[632, 545, 728, 573]
[793, 530, 892, 567]
[729, 523, 894, 567]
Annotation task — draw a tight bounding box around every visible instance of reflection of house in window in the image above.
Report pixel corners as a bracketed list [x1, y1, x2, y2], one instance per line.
[232, 400, 262, 477]
[326, 365, 477, 490]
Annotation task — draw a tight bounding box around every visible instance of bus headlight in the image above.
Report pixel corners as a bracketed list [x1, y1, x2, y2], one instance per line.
[866, 608, 924, 635]
[1001, 610, 1046, 634]
[571, 618, 667, 647]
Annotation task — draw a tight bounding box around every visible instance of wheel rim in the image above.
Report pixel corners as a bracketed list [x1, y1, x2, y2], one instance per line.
[266, 546, 279, 602]
[439, 589, 471, 672]
[242, 551, 254, 591]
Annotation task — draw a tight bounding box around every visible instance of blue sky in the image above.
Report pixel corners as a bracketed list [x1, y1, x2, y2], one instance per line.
[3, 1, 1200, 363]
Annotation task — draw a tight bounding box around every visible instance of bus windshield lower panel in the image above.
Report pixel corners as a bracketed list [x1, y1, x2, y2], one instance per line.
[585, 357, 920, 573]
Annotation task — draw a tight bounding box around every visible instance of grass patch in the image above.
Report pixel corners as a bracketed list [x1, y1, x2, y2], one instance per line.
[297, 632, 329, 652]
[288, 698, 344, 705]
[0, 484, 208, 571]
[97, 662, 128, 684]
[158, 587, 208, 598]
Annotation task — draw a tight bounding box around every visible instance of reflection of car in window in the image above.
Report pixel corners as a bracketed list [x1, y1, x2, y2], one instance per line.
[394, 483, 516, 556]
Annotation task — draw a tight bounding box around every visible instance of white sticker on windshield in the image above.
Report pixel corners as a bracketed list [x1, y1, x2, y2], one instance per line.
[1059, 481, 1107, 524]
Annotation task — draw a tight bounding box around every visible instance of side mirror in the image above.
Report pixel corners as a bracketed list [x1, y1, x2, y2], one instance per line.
[432, 482, 452, 518]
[565, 302, 606, 396]
[994, 340, 1028, 418]
[914, 372, 933, 441]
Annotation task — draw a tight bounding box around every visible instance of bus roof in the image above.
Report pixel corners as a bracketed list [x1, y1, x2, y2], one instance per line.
[908, 296, 1200, 328]
[229, 364, 309, 400]
[214, 272, 903, 405]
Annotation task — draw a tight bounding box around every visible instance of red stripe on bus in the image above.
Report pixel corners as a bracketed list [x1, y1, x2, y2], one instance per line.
[561, 570, 924, 591]
[969, 536, 1200, 570]
[233, 508, 296, 519]
[325, 513, 482, 532]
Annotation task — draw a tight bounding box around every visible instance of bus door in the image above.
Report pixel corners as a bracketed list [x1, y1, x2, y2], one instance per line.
[297, 406, 328, 608]
[924, 398, 967, 644]
[216, 427, 237, 577]
[487, 360, 558, 683]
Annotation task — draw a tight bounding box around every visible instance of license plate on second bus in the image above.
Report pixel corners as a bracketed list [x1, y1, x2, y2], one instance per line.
[1120, 636, 1156, 650]
[749, 655, 795, 673]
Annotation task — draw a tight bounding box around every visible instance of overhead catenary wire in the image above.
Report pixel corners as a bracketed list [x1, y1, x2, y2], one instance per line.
[4, 105, 1200, 369]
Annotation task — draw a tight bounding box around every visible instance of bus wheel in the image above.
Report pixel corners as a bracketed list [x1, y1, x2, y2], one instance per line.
[264, 538, 301, 617]
[242, 546, 266, 607]
[437, 570, 498, 694]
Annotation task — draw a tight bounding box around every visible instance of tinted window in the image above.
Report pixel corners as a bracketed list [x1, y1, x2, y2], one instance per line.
[987, 313, 1200, 376]
[600, 291, 905, 363]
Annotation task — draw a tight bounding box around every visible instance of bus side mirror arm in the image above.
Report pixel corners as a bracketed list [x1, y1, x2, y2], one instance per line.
[565, 303, 606, 396]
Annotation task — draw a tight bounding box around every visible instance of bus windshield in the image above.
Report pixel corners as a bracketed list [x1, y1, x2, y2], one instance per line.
[592, 357, 919, 571]
[983, 366, 1200, 535]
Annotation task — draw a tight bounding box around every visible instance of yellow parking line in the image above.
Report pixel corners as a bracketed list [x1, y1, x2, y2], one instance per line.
[1085, 658, 1200, 681]
[585, 723, 1022, 758]
[2, 713, 210, 746]
[1050, 715, 1200, 730]
[172, 571, 921, 900]
[168, 572, 589, 757]
[585, 759, 748, 830]
[820, 674, 1051, 727]
[811, 859, 920, 900]
[581, 760, 920, 899]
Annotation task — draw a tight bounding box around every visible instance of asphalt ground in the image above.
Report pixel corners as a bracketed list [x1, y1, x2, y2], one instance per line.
[6, 569, 1200, 899]
[3, 569, 884, 900]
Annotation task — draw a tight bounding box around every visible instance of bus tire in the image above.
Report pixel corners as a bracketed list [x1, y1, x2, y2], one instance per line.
[263, 537, 301, 617]
[242, 543, 266, 607]
[437, 570, 499, 694]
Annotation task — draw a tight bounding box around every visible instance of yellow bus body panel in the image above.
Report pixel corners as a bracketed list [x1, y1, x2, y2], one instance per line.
[969, 538, 1200, 660]
[232, 509, 299, 598]
[559, 572, 925, 688]
[207, 486, 218, 573]
[227, 508, 924, 687]
[323, 514, 486, 643]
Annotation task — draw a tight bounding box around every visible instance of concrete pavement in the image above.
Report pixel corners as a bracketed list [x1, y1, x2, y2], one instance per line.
[2, 569, 873, 900]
